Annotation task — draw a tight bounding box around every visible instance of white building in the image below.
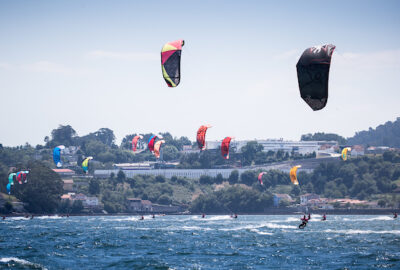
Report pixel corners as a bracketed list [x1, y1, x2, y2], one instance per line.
[300, 193, 320, 205]
[84, 197, 99, 207]
[205, 139, 337, 155]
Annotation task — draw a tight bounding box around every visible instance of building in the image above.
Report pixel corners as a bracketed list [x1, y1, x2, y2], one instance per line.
[126, 198, 153, 212]
[205, 139, 338, 155]
[273, 194, 293, 207]
[351, 145, 365, 157]
[83, 197, 100, 208]
[62, 179, 74, 191]
[300, 193, 320, 205]
[53, 168, 75, 178]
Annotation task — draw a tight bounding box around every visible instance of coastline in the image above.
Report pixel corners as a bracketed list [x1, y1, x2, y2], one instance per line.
[3, 208, 399, 217]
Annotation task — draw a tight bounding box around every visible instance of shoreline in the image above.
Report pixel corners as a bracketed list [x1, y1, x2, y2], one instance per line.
[3, 208, 399, 217]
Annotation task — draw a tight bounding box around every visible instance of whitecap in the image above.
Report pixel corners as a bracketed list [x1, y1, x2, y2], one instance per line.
[0, 257, 47, 270]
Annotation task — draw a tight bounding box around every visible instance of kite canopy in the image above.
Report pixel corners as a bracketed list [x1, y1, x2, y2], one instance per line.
[6, 183, 11, 195]
[221, 137, 233, 159]
[197, 125, 212, 151]
[258, 172, 266, 185]
[296, 44, 336, 111]
[16, 172, 23, 184]
[148, 135, 158, 152]
[161, 39, 184, 87]
[290, 165, 301, 185]
[132, 135, 143, 152]
[53, 145, 65, 168]
[154, 140, 166, 159]
[341, 147, 351, 161]
[8, 173, 16, 186]
[82, 157, 93, 173]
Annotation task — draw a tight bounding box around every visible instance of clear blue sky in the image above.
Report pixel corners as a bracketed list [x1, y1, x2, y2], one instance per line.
[1, 0, 399, 146]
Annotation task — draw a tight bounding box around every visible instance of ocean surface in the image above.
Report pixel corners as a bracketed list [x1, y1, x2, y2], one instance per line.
[0, 215, 399, 269]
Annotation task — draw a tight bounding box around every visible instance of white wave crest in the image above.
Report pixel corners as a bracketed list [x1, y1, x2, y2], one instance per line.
[0, 257, 47, 269]
[323, 229, 400, 235]
[249, 229, 273, 235]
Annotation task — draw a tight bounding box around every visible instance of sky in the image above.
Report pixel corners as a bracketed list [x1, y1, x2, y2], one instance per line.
[0, 0, 399, 146]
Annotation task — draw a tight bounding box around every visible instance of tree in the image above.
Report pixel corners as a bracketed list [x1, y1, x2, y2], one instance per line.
[50, 125, 77, 146]
[215, 173, 224, 184]
[15, 161, 63, 213]
[240, 170, 257, 186]
[117, 170, 126, 183]
[157, 194, 172, 205]
[89, 179, 100, 195]
[228, 170, 239, 184]
[241, 141, 264, 166]
[378, 199, 386, 208]
[71, 200, 83, 213]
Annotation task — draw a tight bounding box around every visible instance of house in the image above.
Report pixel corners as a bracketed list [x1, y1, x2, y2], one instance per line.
[53, 169, 75, 178]
[83, 197, 100, 208]
[141, 200, 153, 212]
[300, 193, 320, 205]
[74, 193, 87, 201]
[126, 198, 142, 212]
[351, 145, 365, 157]
[61, 192, 75, 201]
[62, 179, 74, 191]
[273, 194, 293, 207]
[152, 204, 181, 213]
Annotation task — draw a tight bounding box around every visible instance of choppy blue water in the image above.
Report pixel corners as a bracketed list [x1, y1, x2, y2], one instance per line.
[0, 215, 399, 269]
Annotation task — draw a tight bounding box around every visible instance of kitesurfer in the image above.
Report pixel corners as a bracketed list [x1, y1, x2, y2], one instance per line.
[140, 216, 144, 220]
[322, 214, 326, 221]
[234, 214, 238, 219]
[2, 216, 5, 220]
[152, 214, 155, 219]
[202, 213, 205, 218]
[308, 213, 311, 220]
[394, 212, 398, 219]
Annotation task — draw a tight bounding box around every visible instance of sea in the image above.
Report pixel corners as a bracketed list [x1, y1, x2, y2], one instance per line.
[0, 215, 399, 269]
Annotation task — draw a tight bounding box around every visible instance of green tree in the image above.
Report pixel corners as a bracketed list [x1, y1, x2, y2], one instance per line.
[50, 125, 77, 147]
[71, 200, 84, 213]
[117, 170, 126, 183]
[89, 179, 100, 195]
[228, 170, 239, 184]
[15, 161, 63, 213]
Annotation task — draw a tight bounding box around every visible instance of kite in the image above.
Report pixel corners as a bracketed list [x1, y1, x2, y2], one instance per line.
[161, 39, 184, 87]
[8, 173, 16, 186]
[296, 44, 336, 111]
[6, 183, 11, 195]
[258, 172, 266, 185]
[221, 137, 233, 159]
[290, 165, 301, 185]
[132, 135, 143, 152]
[53, 145, 65, 167]
[197, 125, 212, 151]
[341, 147, 351, 161]
[82, 157, 93, 174]
[154, 140, 166, 159]
[148, 135, 158, 152]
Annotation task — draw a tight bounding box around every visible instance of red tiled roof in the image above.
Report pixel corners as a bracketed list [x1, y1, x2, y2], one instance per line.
[53, 169, 74, 173]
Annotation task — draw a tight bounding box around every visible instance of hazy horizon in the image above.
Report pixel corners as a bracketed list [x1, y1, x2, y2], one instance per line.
[1, 0, 399, 146]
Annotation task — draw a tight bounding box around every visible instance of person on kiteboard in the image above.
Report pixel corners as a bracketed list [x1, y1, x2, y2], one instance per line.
[233, 214, 238, 219]
[152, 214, 155, 219]
[140, 216, 144, 220]
[394, 212, 398, 219]
[202, 213, 205, 218]
[308, 213, 311, 220]
[322, 214, 326, 221]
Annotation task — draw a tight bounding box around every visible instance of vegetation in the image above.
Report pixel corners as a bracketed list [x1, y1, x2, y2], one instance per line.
[301, 132, 346, 144]
[347, 117, 400, 147]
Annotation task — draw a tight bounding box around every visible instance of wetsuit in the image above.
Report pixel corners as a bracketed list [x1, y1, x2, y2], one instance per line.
[322, 215, 326, 221]
[394, 213, 398, 219]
